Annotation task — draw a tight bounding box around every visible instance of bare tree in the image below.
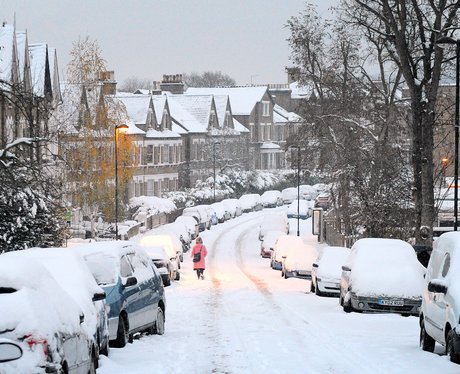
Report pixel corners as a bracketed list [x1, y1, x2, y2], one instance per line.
[183, 71, 236, 88]
[341, 0, 460, 245]
[119, 76, 153, 93]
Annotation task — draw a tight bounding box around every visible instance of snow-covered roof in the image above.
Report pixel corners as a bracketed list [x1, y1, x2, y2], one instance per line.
[168, 94, 213, 128]
[213, 95, 229, 128]
[273, 104, 302, 123]
[15, 31, 27, 83]
[116, 94, 151, 125]
[29, 43, 48, 97]
[167, 95, 206, 133]
[0, 24, 15, 82]
[186, 86, 269, 116]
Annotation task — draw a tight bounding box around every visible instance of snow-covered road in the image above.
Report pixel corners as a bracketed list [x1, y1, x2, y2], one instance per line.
[98, 209, 459, 374]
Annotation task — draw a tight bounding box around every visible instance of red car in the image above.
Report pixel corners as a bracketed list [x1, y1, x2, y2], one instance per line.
[260, 230, 285, 258]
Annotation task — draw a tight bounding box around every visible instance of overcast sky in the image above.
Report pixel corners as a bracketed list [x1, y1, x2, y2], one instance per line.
[1, 0, 338, 86]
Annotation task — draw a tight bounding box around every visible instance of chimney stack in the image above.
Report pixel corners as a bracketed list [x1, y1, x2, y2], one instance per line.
[99, 70, 117, 95]
[160, 74, 184, 94]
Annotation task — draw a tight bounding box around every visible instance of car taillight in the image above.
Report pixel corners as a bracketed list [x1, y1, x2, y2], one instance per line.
[23, 334, 49, 360]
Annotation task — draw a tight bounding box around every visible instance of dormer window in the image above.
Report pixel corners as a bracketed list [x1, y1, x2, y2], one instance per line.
[163, 110, 169, 130]
[147, 107, 154, 130]
[210, 110, 216, 127]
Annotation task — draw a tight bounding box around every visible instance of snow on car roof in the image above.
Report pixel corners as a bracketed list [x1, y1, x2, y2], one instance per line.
[0, 255, 83, 339]
[316, 246, 350, 279]
[350, 238, 425, 298]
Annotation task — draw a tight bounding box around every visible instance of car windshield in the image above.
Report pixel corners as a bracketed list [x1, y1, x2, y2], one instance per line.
[83, 253, 118, 285]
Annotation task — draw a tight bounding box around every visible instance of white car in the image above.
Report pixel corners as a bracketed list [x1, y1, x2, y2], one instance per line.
[4, 248, 110, 360]
[340, 238, 425, 315]
[0, 256, 97, 373]
[420, 232, 460, 363]
[259, 213, 289, 241]
[281, 187, 298, 204]
[311, 246, 349, 296]
[281, 242, 318, 279]
[260, 190, 283, 208]
[287, 199, 313, 220]
[139, 234, 182, 280]
[260, 230, 285, 258]
[175, 215, 199, 239]
[210, 202, 230, 222]
[143, 245, 176, 287]
[221, 198, 243, 218]
[239, 194, 263, 213]
[271, 235, 303, 271]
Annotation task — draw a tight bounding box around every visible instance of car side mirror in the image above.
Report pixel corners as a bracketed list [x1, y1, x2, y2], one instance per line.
[342, 265, 351, 272]
[428, 279, 448, 294]
[312, 263, 318, 268]
[92, 292, 106, 302]
[0, 342, 23, 362]
[124, 276, 138, 288]
[282, 256, 286, 259]
[79, 314, 85, 324]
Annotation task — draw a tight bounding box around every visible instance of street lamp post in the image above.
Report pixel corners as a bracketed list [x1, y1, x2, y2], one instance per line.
[297, 146, 301, 237]
[114, 124, 129, 240]
[213, 141, 221, 202]
[437, 36, 460, 231]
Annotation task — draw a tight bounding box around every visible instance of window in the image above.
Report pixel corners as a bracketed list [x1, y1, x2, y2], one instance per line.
[249, 123, 255, 141]
[154, 146, 160, 164]
[169, 145, 175, 163]
[262, 101, 270, 117]
[147, 180, 154, 195]
[162, 145, 169, 163]
[120, 255, 133, 278]
[260, 123, 265, 141]
[154, 181, 160, 196]
[442, 253, 451, 277]
[146, 145, 153, 163]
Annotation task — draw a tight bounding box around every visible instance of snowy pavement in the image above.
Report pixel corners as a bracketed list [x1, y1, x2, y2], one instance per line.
[98, 209, 459, 374]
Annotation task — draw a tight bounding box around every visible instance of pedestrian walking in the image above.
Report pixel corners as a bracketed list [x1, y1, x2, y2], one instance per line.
[191, 236, 208, 279]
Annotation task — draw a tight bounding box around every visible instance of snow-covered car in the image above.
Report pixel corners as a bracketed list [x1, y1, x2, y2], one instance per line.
[221, 198, 242, 218]
[239, 194, 263, 213]
[139, 234, 182, 278]
[182, 205, 211, 231]
[271, 235, 304, 271]
[281, 241, 318, 279]
[72, 241, 167, 347]
[420, 232, 460, 363]
[0, 256, 97, 373]
[259, 212, 289, 241]
[260, 230, 285, 258]
[210, 202, 230, 223]
[175, 215, 199, 240]
[5, 248, 110, 360]
[282, 187, 298, 204]
[340, 238, 425, 315]
[287, 199, 313, 220]
[143, 245, 176, 287]
[261, 190, 283, 208]
[310, 246, 350, 296]
[299, 184, 317, 200]
[314, 193, 332, 210]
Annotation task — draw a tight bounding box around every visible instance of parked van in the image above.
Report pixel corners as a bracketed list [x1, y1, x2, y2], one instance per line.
[420, 232, 460, 363]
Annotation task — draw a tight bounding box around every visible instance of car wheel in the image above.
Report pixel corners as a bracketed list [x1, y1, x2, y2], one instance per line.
[114, 315, 130, 348]
[315, 284, 323, 297]
[88, 351, 97, 374]
[154, 307, 165, 335]
[284, 270, 289, 279]
[447, 330, 460, 363]
[175, 271, 180, 281]
[339, 294, 344, 306]
[420, 319, 435, 352]
[99, 342, 109, 357]
[163, 275, 171, 287]
[343, 298, 353, 313]
[310, 281, 315, 293]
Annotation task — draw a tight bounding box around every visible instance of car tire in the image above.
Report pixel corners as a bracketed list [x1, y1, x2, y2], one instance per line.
[420, 319, 435, 352]
[310, 281, 315, 293]
[315, 284, 323, 297]
[343, 298, 353, 313]
[447, 330, 460, 363]
[154, 307, 165, 335]
[284, 270, 289, 279]
[114, 315, 130, 348]
[175, 271, 180, 281]
[163, 275, 171, 287]
[89, 351, 97, 374]
[99, 342, 109, 357]
[339, 294, 344, 306]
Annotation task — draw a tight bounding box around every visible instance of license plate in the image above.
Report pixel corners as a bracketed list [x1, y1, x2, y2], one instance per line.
[298, 271, 309, 275]
[378, 299, 404, 306]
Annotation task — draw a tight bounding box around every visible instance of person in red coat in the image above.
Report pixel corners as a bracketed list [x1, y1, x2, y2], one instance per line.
[191, 236, 208, 280]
